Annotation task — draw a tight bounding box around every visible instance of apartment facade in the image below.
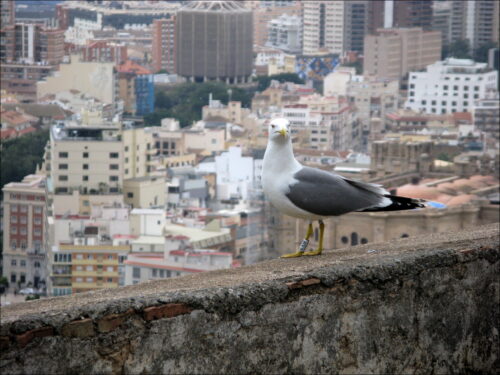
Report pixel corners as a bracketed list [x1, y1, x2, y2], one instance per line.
[473, 94, 500, 141]
[302, 0, 345, 55]
[405, 58, 498, 114]
[449, 0, 499, 50]
[363, 27, 442, 80]
[2, 175, 47, 292]
[0, 23, 64, 65]
[152, 17, 176, 73]
[81, 40, 128, 64]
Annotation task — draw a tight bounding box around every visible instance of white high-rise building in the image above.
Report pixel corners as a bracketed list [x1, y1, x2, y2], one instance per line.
[405, 58, 498, 115]
[266, 14, 302, 54]
[302, 1, 344, 55]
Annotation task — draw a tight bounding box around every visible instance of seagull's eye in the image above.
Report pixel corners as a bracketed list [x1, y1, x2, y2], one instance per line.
[271, 124, 275, 128]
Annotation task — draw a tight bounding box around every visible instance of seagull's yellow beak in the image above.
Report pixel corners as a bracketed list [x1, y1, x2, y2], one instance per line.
[279, 128, 287, 137]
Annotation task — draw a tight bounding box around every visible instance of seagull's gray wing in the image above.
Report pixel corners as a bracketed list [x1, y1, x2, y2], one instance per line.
[285, 167, 387, 216]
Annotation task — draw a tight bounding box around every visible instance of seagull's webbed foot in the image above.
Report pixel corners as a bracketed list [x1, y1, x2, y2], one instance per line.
[303, 249, 322, 256]
[280, 251, 304, 258]
[280, 222, 313, 259]
[303, 220, 325, 256]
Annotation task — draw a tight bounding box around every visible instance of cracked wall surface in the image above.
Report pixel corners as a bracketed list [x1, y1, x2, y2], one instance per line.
[1, 223, 499, 374]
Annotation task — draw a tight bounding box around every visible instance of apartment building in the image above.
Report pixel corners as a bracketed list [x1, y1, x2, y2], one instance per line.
[151, 17, 176, 74]
[81, 40, 128, 64]
[473, 94, 500, 141]
[281, 94, 358, 151]
[2, 175, 47, 292]
[47, 205, 131, 296]
[117, 60, 155, 116]
[449, 0, 499, 50]
[405, 58, 498, 114]
[0, 23, 64, 65]
[47, 110, 156, 197]
[363, 28, 442, 80]
[302, 0, 345, 55]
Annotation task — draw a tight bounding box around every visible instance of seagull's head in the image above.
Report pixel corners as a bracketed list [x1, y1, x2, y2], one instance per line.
[268, 118, 291, 143]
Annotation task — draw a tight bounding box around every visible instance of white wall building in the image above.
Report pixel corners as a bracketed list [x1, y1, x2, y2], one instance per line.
[266, 14, 302, 54]
[405, 58, 498, 115]
[215, 147, 255, 201]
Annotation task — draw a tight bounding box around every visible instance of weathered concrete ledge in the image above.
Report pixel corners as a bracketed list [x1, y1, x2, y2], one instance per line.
[1, 223, 499, 374]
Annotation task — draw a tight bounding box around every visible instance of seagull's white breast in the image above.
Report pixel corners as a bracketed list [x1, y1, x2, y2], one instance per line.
[262, 143, 323, 220]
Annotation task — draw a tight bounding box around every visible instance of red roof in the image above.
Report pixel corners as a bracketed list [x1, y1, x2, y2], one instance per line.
[116, 60, 151, 75]
[0, 128, 16, 139]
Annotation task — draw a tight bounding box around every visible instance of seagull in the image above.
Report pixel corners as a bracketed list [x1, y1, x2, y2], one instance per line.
[262, 118, 427, 258]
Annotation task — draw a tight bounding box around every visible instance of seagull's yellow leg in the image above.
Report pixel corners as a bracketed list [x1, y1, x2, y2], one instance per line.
[281, 222, 313, 258]
[304, 220, 324, 256]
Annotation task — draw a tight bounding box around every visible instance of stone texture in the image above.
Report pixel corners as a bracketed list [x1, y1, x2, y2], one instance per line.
[97, 309, 134, 333]
[15, 326, 54, 348]
[61, 318, 95, 338]
[143, 303, 193, 321]
[0, 224, 498, 374]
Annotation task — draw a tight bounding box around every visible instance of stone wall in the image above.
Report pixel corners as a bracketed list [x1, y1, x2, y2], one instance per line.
[1, 224, 498, 374]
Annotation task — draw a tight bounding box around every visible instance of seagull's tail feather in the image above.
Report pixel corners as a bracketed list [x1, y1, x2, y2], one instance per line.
[358, 195, 428, 212]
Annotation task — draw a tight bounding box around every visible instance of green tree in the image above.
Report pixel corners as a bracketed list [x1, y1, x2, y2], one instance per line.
[341, 61, 363, 75]
[255, 73, 304, 92]
[149, 82, 254, 127]
[1, 130, 49, 196]
[473, 42, 499, 63]
[443, 39, 471, 59]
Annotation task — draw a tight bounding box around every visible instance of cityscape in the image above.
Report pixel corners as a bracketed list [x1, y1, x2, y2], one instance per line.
[0, 0, 499, 306]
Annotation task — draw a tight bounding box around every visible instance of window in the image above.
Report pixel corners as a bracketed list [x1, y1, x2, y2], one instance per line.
[34, 261, 40, 268]
[86, 265, 93, 271]
[11, 226, 17, 234]
[11, 274, 16, 283]
[152, 269, 157, 277]
[474, 86, 479, 91]
[127, 192, 134, 198]
[20, 260, 26, 267]
[464, 101, 468, 107]
[109, 176, 119, 182]
[11, 259, 17, 266]
[34, 207, 42, 214]
[83, 152, 89, 158]
[107, 266, 113, 272]
[11, 241, 17, 249]
[58, 175, 68, 181]
[109, 164, 119, 170]
[76, 254, 83, 260]
[86, 277, 93, 282]
[76, 277, 83, 283]
[83, 175, 89, 181]
[109, 152, 119, 158]
[87, 254, 93, 259]
[421, 100, 426, 105]
[59, 152, 68, 158]
[11, 215, 17, 223]
[11, 204, 18, 212]
[59, 164, 68, 170]
[133, 267, 141, 278]
[83, 164, 89, 170]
